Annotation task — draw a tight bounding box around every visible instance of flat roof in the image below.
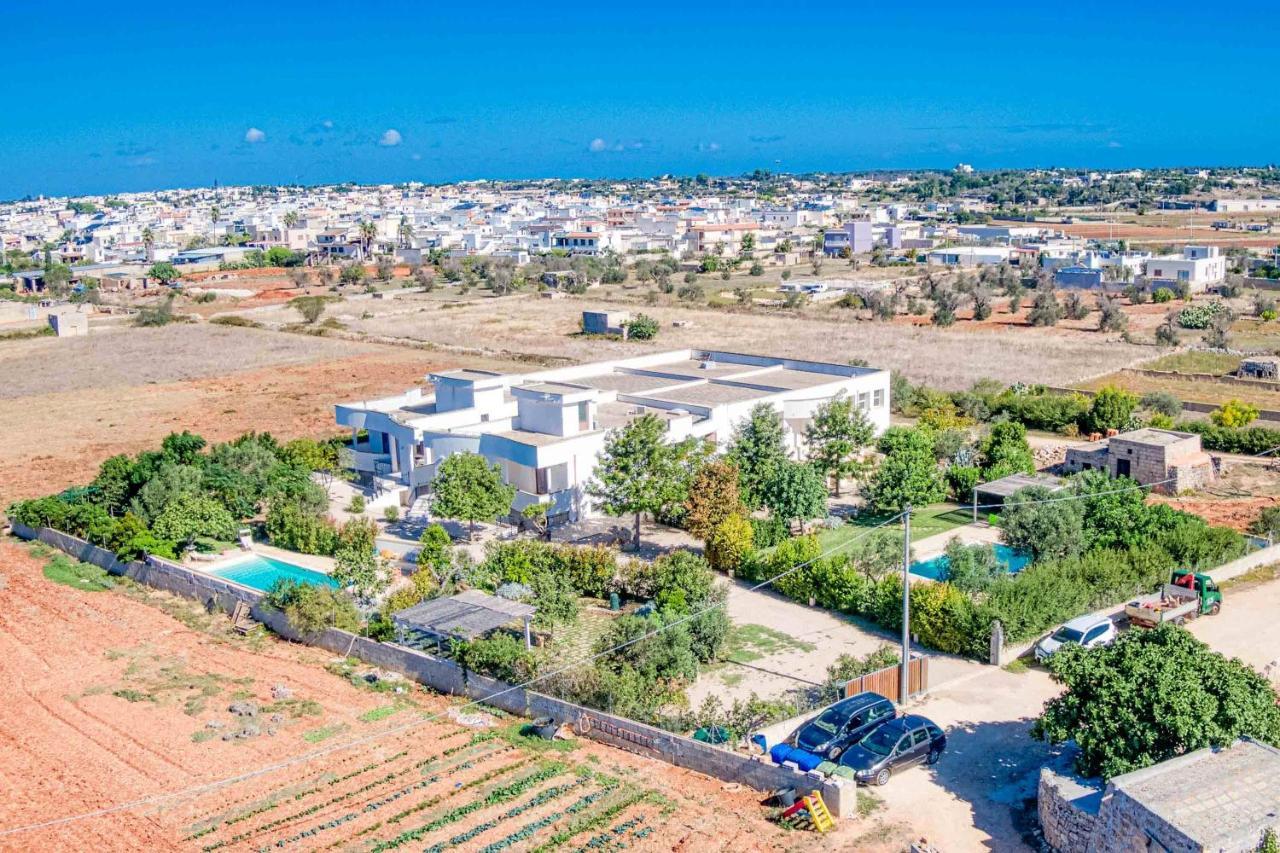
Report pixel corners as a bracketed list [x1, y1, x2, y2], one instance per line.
[650, 382, 772, 406]
[1112, 428, 1195, 446]
[514, 381, 595, 398]
[1109, 739, 1280, 848]
[571, 372, 678, 395]
[393, 589, 535, 641]
[975, 472, 1066, 498]
[430, 368, 507, 386]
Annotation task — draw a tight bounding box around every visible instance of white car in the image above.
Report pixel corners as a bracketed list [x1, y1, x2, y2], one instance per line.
[1034, 615, 1117, 663]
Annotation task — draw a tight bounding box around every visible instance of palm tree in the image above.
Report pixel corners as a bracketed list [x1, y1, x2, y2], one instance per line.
[209, 205, 221, 224]
[398, 215, 413, 248]
[358, 220, 377, 259]
[141, 227, 154, 262]
[282, 210, 299, 228]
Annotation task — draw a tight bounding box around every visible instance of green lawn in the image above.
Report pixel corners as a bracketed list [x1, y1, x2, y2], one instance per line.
[721, 623, 816, 665]
[1142, 351, 1241, 376]
[838, 503, 971, 544]
[42, 555, 115, 591]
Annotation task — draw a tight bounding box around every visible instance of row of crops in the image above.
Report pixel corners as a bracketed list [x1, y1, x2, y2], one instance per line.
[184, 725, 672, 852]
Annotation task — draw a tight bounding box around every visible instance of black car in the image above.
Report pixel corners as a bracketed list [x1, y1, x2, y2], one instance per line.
[792, 692, 896, 760]
[837, 714, 946, 785]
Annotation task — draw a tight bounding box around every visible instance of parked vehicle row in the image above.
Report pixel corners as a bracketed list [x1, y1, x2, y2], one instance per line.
[777, 692, 948, 786]
[1034, 571, 1223, 663]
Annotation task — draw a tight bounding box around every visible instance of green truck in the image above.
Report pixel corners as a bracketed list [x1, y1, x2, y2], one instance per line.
[1124, 571, 1222, 629]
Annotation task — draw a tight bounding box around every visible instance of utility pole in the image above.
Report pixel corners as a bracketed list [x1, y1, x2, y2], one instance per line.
[900, 505, 912, 706]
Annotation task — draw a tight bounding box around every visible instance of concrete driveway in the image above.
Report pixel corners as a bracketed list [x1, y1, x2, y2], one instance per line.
[1187, 574, 1280, 680]
[867, 665, 1064, 852]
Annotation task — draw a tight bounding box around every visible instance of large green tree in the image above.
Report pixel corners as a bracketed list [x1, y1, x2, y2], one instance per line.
[430, 452, 515, 541]
[805, 394, 875, 496]
[865, 427, 945, 512]
[146, 261, 180, 286]
[977, 420, 1035, 479]
[762, 461, 829, 531]
[1034, 626, 1280, 779]
[728, 403, 789, 508]
[998, 485, 1085, 561]
[587, 414, 694, 548]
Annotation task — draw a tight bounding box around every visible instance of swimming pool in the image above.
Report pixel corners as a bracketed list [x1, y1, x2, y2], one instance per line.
[910, 544, 1030, 581]
[211, 554, 339, 592]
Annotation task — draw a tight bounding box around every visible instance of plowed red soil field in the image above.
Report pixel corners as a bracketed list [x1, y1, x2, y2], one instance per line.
[0, 539, 817, 851]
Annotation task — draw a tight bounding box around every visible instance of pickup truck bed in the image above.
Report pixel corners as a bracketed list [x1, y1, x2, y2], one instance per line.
[1125, 584, 1199, 628]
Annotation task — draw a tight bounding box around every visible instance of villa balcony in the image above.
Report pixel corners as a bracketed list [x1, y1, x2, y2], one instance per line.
[349, 448, 392, 474]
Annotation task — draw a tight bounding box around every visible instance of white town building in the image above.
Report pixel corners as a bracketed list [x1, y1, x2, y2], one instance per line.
[334, 350, 891, 526]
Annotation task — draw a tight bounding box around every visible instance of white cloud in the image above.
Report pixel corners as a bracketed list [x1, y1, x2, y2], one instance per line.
[697, 141, 721, 153]
[379, 128, 403, 147]
[244, 127, 266, 143]
[589, 138, 608, 152]
[322, 119, 334, 130]
[411, 153, 422, 161]
[1107, 140, 1123, 149]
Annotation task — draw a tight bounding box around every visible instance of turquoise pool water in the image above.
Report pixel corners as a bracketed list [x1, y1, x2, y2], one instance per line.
[212, 555, 339, 592]
[910, 544, 1030, 581]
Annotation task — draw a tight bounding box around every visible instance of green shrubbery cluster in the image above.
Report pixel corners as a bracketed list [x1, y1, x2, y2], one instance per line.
[748, 470, 1245, 660]
[7, 431, 349, 563]
[431, 538, 728, 723]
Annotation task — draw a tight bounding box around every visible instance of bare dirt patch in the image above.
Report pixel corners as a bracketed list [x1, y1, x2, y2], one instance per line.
[0, 325, 519, 503]
[0, 539, 802, 850]
[242, 292, 1151, 390]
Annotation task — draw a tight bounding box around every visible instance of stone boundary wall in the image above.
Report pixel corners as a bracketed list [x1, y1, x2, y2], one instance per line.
[1123, 367, 1280, 392]
[8, 524, 851, 817]
[1038, 767, 1102, 853]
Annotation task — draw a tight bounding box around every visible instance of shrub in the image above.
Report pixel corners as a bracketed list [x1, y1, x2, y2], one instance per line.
[705, 514, 754, 574]
[1151, 287, 1174, 303]
[1140, 390, 1182, 418]
[1251, 505, 1280, 539]
[1176, 301, 1229, 329]
[454, 633, 534, 682]
[345, 494, 366, 514]
[266, 500, 338, 555]
[1210, 399, 1260, 428]
[263, 579, 361, 635]
[1083, 386, 1138, 434]
[623, 313, 659, 340]
[383, 505, 399, 522]
[748, 515, 789, 549]
[1177, 420, 1280, 454]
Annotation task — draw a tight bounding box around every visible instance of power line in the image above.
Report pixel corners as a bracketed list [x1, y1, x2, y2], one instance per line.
[0, 467, 1236, 838]
[0, 513, 909, 839]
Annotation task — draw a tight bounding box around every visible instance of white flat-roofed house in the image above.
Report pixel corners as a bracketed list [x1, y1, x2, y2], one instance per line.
[1144, 245, 1226, 291]
[335, 350, 892, 526]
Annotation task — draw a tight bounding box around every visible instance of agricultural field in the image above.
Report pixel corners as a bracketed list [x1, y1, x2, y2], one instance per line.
[0, 323, 520, 503]
[1078, 370, 1280, 410]
[230, 289, 1150, 390]
[0, 539, 811, 851]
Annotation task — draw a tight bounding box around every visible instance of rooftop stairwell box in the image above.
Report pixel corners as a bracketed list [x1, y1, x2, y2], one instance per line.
[335, 349, 892, 523]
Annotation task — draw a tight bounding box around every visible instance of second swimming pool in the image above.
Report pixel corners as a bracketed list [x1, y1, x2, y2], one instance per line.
[910, 543, 1030, 581]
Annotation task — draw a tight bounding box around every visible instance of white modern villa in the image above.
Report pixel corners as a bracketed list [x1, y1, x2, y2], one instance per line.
[334, 349, 891, 526]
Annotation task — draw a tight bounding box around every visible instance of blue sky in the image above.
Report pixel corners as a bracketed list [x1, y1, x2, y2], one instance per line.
[2, 0, 1277, 198]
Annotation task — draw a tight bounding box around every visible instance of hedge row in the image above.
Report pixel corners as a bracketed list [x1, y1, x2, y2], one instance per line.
[742, 525, 1242, 661]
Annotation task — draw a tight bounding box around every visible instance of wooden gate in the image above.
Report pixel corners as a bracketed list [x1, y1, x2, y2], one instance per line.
[842, 654, 929, 701]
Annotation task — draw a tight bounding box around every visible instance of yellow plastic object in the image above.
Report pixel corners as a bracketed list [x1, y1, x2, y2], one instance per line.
[803, 791, 835, 833]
